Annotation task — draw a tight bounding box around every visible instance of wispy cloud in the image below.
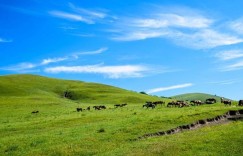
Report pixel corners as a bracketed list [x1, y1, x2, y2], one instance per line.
[130, 13, 212, 29]
[72, 47, 107, 59]
[207, 79, 241, 85]
[70, 33, 95, 37]
[59, 26, 78, 30]
[147, 83, 193, 94]
[170, 29, 243, 49]
[69, 3, 107, 19]
[1, 48, 107, 72]
[229, 17, 243, 35]
[111, 6, 243, 49]
[112, 30, 167, 41]
[49, 11, 94, 24]
[0, 63, 37, 71]
[220, 60, 243, 71]
[41, 57, 68, 65]
[215, 50, 243, 61]
[44, 64, 149, 78]
[49, 3, 109, 25]
[0, 38, 12, 43]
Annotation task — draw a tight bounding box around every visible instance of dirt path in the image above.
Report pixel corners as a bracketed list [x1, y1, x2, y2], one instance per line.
[138, 109, 243, 140]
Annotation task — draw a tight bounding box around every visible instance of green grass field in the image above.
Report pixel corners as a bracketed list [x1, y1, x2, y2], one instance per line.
[172, 93, 232, 102]
[0, 74, 243, 155]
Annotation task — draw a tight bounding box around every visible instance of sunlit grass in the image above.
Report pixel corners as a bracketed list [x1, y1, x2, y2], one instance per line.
[0, 74, 242, 155]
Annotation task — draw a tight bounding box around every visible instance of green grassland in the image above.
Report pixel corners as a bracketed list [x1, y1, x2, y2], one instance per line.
[172, 92, 232, 102]
[0, 74, 243, 155]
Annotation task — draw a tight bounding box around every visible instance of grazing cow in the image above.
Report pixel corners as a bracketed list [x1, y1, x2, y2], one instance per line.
[76, 108, 82, 112]
[153, 101, 165, 106]
[93, 106, 101, 110]
[114, 103, 128, 108]
[114, 104, 121, 108]
[31, 110, 39, 114]
[180, 101, 190, 107]
[86, 106, 90, 111]
[221, 98, 231, 106]
[167, 101, 175, 107]
[93, 105, 106, 110]
[205, 98, 217, 104]
[143, 103, 156, 109]
[121, 103, 127, 107]
[99, 105, 106, 109]
[239, 100, 243, 106]
[190, 100, 202, 106]
[167, 101, 189, 108]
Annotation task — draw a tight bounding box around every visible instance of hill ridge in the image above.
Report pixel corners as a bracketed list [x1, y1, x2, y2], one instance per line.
[172, 92, 232, 102]
[0, 74, 166, 104]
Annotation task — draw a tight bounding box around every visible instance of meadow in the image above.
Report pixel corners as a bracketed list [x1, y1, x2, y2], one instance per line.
[0, 75, 243, 155]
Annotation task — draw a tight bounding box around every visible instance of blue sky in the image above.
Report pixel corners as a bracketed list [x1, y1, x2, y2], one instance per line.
[1, 0, 243, 100]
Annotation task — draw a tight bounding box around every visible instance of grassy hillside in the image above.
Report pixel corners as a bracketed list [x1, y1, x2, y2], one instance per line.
[0, 74, 166, 104]
[0, 74, 242, 155]
[171, 93, 232, 102]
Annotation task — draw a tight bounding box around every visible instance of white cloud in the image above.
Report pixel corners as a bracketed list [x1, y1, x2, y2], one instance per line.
[41, 57, 68, 65]
[207, 79, 241, 85]
[229, 18, 243, 35]
[112, 30, 167, 41]
[49, 11, 94, 24]
[111, 6, 243, 49]
[113, 28, 243, 49]
[0, 63, 36, 71]
[69, 3, 107, 19]
[59, 26, 77, 30]
[215, 50, 243, 61]
[0, 38, 12, 43]
[131, 13, 212, 29]
[44, 64, 149, 78]
[170, 29, 243, 49]
[72, 47, 108, 59]
[0, 47, 108, 73]
[49, 3, 109, 25]
[147, 83, 193, 94]
[70, 33, 95, 37]
[220, 60, 243, 71]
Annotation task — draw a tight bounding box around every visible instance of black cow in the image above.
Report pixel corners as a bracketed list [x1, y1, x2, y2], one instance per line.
[167, 101, 174, 107]
[221, 98, 231, 106]
[93, 105, 106, 110]
[153, 101, 165, 106]
[239, 100, 243, 106]
[31, 110, 39, 114]
[114, 103, 127, 108]
[121, 103, 127, 107]
[76, 108, 82, 112]
[143, 103, 156, 109]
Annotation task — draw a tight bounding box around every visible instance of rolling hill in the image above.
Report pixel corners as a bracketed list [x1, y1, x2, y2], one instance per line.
[0, 74, 166, 104]
[0, 74, 242, 155]
[171, 93, 232, 102]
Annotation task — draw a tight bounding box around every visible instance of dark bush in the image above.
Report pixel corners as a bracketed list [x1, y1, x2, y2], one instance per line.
[139, 91, 147, 95]
[63, 90, 73, 99]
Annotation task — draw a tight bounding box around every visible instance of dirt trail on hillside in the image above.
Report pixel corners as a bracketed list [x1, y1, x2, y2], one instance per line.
[138, 109, 243, 140]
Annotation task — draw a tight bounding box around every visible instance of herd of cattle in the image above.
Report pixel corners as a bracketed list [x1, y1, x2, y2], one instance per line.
[76, 103, 128, 112]
[31, 99, 243, 113]
[73, 99, 243, 112]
